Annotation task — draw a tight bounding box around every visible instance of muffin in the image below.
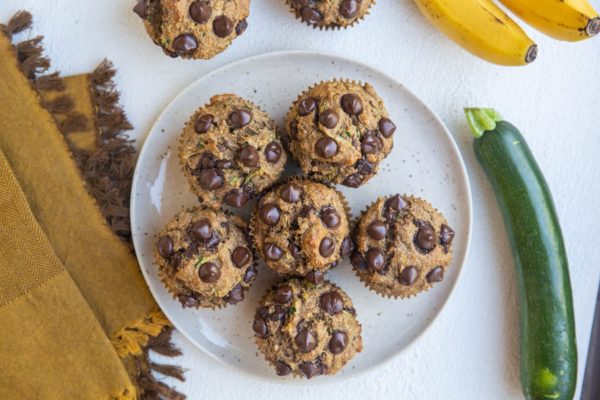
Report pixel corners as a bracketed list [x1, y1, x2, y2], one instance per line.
[133, 0, 250, 59]
[287, 0, 374, 29]
[350, 194, 455, 298]
[251, 178, 352, 281]
[285, 80, 396, 188]
[253, 278, 362, 378]
[155, 206, 257, 308]
[179, 94, 286, 208]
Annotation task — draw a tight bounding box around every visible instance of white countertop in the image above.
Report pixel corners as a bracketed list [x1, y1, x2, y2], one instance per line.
[3, 1, 599, 398]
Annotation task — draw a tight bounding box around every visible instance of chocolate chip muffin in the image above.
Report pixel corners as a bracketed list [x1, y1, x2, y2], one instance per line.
[350, 194, 455, 298]
[287, 0, 374, 29]
[133, 0, 249, 59]
[285, 80, 396, 188]
[179, 94, 286, 208]
[251, 178, 352, 281]
[155, 206, 257, 308]
[253, 279, 362, 378]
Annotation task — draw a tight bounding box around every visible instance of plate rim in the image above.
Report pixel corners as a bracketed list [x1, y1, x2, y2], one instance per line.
[130, 49, 473, 383]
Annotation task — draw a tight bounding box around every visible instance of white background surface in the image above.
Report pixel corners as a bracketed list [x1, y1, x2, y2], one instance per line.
[2, 1, 599, 399]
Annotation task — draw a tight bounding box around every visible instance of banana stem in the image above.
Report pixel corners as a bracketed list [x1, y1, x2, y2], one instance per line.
[464, 108, 503, 138]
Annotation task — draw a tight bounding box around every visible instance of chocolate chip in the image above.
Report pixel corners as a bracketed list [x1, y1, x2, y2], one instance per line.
[170, 252, 182, 268]
[350, 252, 367, 270]
[133, 1, 148, 19]
[195, 114, 213, 133]
[321, 208, 340, 228]
[258, 203, 280, 225]
[339, 0, 358, 18]
[293, 0, 309, 7]
[190, 221, 210, 243]
[329, 331, 348, 354]
[365, 248, 385, 272]
[157, 236, 173, 258]
[306, 270, 324, 284]
[315, 137, 338, 158]
[213, 15, 233, 38]
[297, 97, 316, 116]
[426, 266, 444, 283]
[198, 152, 216, 169]
[341, 94, 363, 115]
[224, 190, 249, 208]
[275, 361, 292, 376]
[319, 109, 339, 129]
[299, 205, 313, 218]
[415, 224, 436, 252]
[189, 1, 211, 23]
[198, 262, 221, 283]
[440, 224, 455, 245]
[295, 328, 317, 352]
[279, 183, 302, 203]
[257, 306, 269, 319]
[386, 194, 407, 211]
[356, 159, 374, 175]
[264, 243, 284, 261]
[361, 131, 383, 154]
[378, 117, 396, 138]
[231, 247, 251, 268]
[183, 240, 200, 259]
[178, 294, 199, 308]
[239, 145, 259, 167]
[225, 284, 244, 304]
[275, 285, 293, 303]
[270, 305, 287, 322]
[319, 237, 335, 257]
[243, 265, 257, 283]
[264, 141, 282, 163]
[253, 316, 268, 337]
[198, 169, 223, 190]
[300, 6, 322, 24]
[320, 291, 344, 315]
[340, 236, 354, 257]
[343, 173, 362, 188]
[173, 34, 198, 54]
[366, 220, 386, 240]
[235, 18, 248, 35]
[399, 266, 419, 286]
[205, 234, 221, 250]
[216, 159, 233, 169]
[299, 362, 320, 378]
[229, 109, 252, 128]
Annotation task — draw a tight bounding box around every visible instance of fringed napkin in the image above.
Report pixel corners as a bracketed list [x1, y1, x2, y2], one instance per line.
[0, 11, 185, 399]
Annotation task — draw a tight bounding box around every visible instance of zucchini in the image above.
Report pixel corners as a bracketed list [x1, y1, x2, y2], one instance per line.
[465, 108, 577, 400]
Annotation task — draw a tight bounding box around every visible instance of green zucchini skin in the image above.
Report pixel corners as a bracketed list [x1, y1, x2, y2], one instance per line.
[474, 121, 577, 400]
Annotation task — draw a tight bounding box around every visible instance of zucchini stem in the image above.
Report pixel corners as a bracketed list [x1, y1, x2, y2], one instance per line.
[464, 108, 503, 138]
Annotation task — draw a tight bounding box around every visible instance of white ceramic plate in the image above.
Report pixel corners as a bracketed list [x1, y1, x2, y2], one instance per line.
[131, 50, 472, 382]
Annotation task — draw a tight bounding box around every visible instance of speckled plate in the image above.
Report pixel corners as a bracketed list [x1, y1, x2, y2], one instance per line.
[131, 50, 472, 382]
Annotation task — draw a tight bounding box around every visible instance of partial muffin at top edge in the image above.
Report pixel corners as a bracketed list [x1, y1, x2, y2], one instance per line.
[285, 79, 396, 188]
[286, 0, 374, 29]
[179, 94, 286, 208]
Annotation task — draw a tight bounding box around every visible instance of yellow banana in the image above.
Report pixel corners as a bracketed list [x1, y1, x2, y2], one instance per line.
[500, 0, 600, 41]
[414, 0, 538, 66]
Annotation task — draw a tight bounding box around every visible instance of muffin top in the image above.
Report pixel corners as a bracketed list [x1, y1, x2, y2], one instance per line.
[351, 194, 455, 298]
[251, 178, 352, 279]
[155, 206, 257, 308]
[287, 0, 374, 29]
[285, 80, 396, 188]
[179, 94, 286, 208]
[133, 0, 249, 59]
[253, 279, 362, 378]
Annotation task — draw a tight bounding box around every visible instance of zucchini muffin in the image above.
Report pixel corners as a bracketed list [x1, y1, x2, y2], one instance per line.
[133, 0, 249, 59]
[155, 206, 257, 308]
[253, 279, 362, 378]
[179, 94, 286, 208]
[285, 80, 396, 188]
[350, 194, 455, 298]
[287, 0, 374, 29]
[251, 178, 352, 281]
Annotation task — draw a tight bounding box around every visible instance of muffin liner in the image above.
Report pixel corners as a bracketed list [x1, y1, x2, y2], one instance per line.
[155, 206, 259, 310]
[249, 175, 352, 277]
[351, 194, 453, 299]
[253, 277, 363, 379]
[178, 94, 286, 209]
[285, 0, 376, 31]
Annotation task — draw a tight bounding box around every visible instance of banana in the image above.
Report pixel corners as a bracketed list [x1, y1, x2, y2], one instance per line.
[499, 0, 600, 41]
[414, 0, 538, 66]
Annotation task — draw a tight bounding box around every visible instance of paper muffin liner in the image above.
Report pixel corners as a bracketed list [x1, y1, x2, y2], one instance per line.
[249, 175, 352, 277]
[253, 277, 363, 379]
[285, 0, 376, 31]
[155, 205, 259, 310]
[351, 194, 453, 299]
[178, 94, 286, 209]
